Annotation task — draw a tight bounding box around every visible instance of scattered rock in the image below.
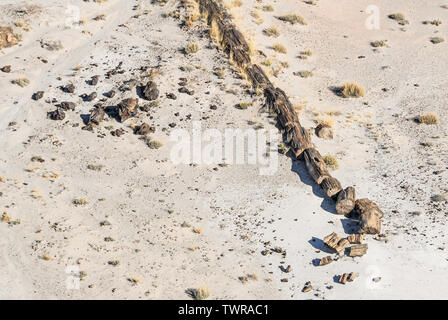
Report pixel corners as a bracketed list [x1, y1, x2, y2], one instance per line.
[90, 75, 100, 86]
[87, 105, 105, 126]
[315, 124, 333, 139]
[1, 65, 11, 73]
[105, 90, 116, 98]
[117, 98, 138, 122]
[347, 244, 368, 257]
[166, 93, 177, 100]
[178, 87, 194, 95]
[60, 102, 76, 111]
[32, 91, 45, 101]
[302, 282, 312, 292]
[47, 109, 65, 121]
[142, 81, 159, 100]
[82, 92, 97, 102]
[62, 83, 75, 94]
[134, 123, 155, 135]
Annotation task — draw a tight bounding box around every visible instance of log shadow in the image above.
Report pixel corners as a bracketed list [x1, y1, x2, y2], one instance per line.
[80, 114, 90, 125]
[341, 218, 359, 235]
[308, 237, 334, 254]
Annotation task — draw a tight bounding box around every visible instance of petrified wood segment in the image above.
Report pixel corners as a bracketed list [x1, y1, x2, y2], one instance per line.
[353, 198, 383, 219]
[320, 176, 343, 199]
[323, 232, 350, 253]
[336, 186, 356, 215]
[347, 234, 363, 244]
[304, 148, 330, 184]
[348, 244, 368, 257]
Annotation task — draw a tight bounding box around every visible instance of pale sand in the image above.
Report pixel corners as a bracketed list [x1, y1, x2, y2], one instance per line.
[0, 0, 447, 299]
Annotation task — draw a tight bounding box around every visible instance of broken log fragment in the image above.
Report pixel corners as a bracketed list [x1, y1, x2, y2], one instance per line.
[336, 186, 356, 215]
[318, 256, 333, 266]
[320, 176, 343, 199]
[353, 198, 384, 219]
[338, 272, 356, 284]
[245, 64, 272, 90]
[359, 210, 381, 234]
[304, 148, 330, 184]
[348, 244, 368, 257]
[142, 81, 159, 101]
[323, 232, 350, 253]
[315, 124, 333, 140]
[88, 105, 105, 126]
[347, 234, 363, 244]
[286, 124, 312, 158]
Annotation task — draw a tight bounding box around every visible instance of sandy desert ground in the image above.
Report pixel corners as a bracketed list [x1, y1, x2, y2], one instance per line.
[0, 0, 447, 300]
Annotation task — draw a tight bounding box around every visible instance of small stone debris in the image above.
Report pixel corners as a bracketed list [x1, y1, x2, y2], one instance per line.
[166, 93, 177, 100]
[281, 265, 292, 273]
[142, 81, 159, 100]
[32, 91, 44, 101]
[117, 98, 138, 122]
[319, 256, 333, 266]
[280, 278, 288, 283]
[347, 234, 363, 244]
[111, 128, 125, 137]
[82, 92, 97, 102]
[323, 232, 350, 253]
[315, 124, 333, 140]
[134, 123, 155, 135]
[348, 244, 368, 257]
[62, 83, 75, 94]
[31, 156, 45, 163]
[90, 75, 100, 86]
[60, 102, 76, 111]
[338, 272, 356, 284]
[178, 86, 194, 95]
[85, 105, 105, 128]
[372, 277, 382, 283]
[47, 109, 65, 121]
[105, 90, 116, 98]
[1, 65, 11, 73]
[302, 282, 312, 292]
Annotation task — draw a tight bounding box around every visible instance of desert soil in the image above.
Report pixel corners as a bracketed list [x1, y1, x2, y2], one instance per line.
[0, 0, 447, 299]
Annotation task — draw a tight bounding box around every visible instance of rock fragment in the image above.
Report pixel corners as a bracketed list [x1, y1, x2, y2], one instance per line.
[0, 27, 18, 49]
[117, 98, 138, 122]
[142, 81, 159, 100]
[347, 244, 368, 257]
[47, 109, 65, 120]
[32, 91, 45, 101]
[315, 124, 333, 139]
[323, 232, 350, 253]
[319, 256, 333, 266]
[338, 272, 356, 284]
[1, 65, 11, 73]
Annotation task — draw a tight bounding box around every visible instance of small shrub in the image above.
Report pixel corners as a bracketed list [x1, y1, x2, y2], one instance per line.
[371, 40, 388, 47]
[264, 26, 279, 37]
[388, 13, 409, 25]
[297, 70, 313, 78]
[272, 43, 287, 53]
[341, 82, 365, 98]
[73, 198, 88, 206]
[185, 42, 199, 54]
[415, 113, 439, 125]
[186, 286, 210, 300]
[11, 78, 30, 87]
[423, 19, 442, 26]
[262, 5, 274, 12]
[278, 14, 307, 25]
[323, 155, 338, 170]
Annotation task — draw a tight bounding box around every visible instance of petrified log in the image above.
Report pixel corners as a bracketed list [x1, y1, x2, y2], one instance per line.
[245, 64, 272, 90]
[315, 124, 333, 140]
[117, 98, 138, 122]
[323, 232, 350, 253]
[304, 148, 330, 184]
[353, 198, 383, 219]
[0, 27, 18, 49]
[286, 123, 312, 158]
[348, 244, 368, 257]
[359, 211, 381, 234]
[335, 186, 356, 215]
[320, 176, 343, 199]
[347, 234, 363, 244]
[318, 256, 333, 266]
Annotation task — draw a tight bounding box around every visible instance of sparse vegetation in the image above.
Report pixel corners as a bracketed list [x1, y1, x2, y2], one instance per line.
[11, 78, 30, 87]
[388, 13, 409, 25]
[272, 43, 287, 53]
[73, 198, 88, 206]
[323, 155, 338, 170]
[148, 140, 164, 149]
[340, 82, 365, 98]
[371, 40, 388, 47]
[297, 70, 313, 78]
[423, 19, 442, 26]
[185, 42, 200, 54]
[262, 5, 274, 12]
[415, 113, 439, 125]
[264, 26, 279, 37]
[278, 14, 307, 25]
[186, 286, 210, 300]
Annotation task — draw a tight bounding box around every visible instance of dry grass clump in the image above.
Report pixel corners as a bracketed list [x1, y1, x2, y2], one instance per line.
[148, 140, 164, 149]
[388, 13, 409, 25]
[87, 164, 104, 171]
[185, 42, 200, 54]
[297, 70, 313, 78]
[239, 273, 258, 283]
[186, 286, 210, 300]
[323, 155, 338, 170]
[226, 0, 243, 8]
[371, 40, 388, 47]
[272, 43, 287, 53]
[341, 82, 365, 98]
[278, 14, 307, 25]
[11, 78, 30, 87]
[264, 26, 279, 37]
[236, 102, 253, 109]
[430, 37, 444, 44]
[316, 117, 334, 128]
[299, 48, 313, 59]
[415, 113, 439, 125]
[262, 5, 274, 12]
